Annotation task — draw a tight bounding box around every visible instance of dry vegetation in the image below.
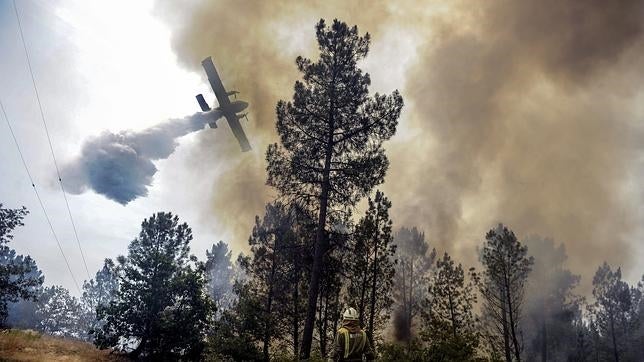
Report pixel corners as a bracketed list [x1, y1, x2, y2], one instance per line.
[0, 329, 127, 362]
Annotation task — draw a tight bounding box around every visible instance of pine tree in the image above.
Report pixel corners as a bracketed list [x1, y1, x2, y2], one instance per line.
[422, 252, 480, 360]
[95, 212, 213, 359]
[346, 190, 396, 343]
[0, 204, 44, 325]
[243, 203, 292, 361]
[36, 285, 85, 338]
[393, 226, 435, 350]
[205, 240, 235, 315]
[241, 202, 315, 361]
[81, 258, 119, 339]
[569, 317, 593, 362]
[278, 205, 314, 358]
[479, 224, 533, 362]
[632, 276, 644, 359]
[587, 262, 639, 362]
[522, 237, 582, 362]
[265, 18, 403, 358]
[209, 204, 314, 361]
[205, 280, 264, 361]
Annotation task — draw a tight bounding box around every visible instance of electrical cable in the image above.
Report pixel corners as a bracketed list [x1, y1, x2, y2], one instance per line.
[12, 0, 92, 281]
[1, 99, 82, 294]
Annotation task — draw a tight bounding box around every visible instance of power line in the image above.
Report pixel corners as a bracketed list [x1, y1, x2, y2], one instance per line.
[1, 99, 81, 295]
[12, 0, 91, 281]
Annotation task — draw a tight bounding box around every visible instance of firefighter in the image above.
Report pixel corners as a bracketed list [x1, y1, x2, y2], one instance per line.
[329, 307, 375, 361]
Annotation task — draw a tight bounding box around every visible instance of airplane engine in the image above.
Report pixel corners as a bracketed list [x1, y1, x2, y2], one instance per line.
[196, 94, 210, 111]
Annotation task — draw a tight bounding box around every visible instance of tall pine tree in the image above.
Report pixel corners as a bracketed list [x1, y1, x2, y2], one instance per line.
[479, 224, 533, 362]
[265, 19, 403, 358]
[522, 237, 581, 362]
[239, 202, 319, 360]
[421, 253, 479, 360]
[82, 258, 119, 339]
[393, 226, 435, 350]
[36, 285, 85, 338]
[241, 202, 295, 361]
[588, 262, 640, 362]
[205, 241, 236, 315]
[95, 212, 213, 359]
[346, 190, 396, 343]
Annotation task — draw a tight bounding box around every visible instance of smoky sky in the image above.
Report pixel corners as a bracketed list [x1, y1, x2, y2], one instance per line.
[394, 0, 644, 287]
[156, 0, 644, 288]
[62, 110, 219, 204]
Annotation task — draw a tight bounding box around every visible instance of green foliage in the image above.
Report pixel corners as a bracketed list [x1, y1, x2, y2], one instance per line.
[377, 340, 428, 362]
[241, 203, 295, 360]
[421, 253, 479, 360]
[266, 19, 402, 215]
[204, 281, 263, 362]
[346, 190, 396, 343]
[588, 262, 641, 361]
[314, 252, 344, 357]
[94, 212, 214, 359]
[205, 204, 316, 361]
[0, 205, 28, 245]
[479, 224, 533, 361]
[522, 237, 582, 361]
[392, 227, 435, 344]
[35, 285, 84, 338]
[205, 241, 235, 315]
[82, 258, 119, 339]
[0, 204, 43, 325]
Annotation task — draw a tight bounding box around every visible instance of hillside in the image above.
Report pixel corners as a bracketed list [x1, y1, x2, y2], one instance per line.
[0, 329, 127, 362]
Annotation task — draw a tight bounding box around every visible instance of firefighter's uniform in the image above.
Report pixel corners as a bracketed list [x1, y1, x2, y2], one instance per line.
[329, 308, 375, 362]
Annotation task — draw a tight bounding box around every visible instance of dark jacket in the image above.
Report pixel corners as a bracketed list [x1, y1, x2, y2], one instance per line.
[330, 320, 375, 362]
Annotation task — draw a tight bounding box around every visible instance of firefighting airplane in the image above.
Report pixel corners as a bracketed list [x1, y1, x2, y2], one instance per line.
[195, 56, 251, 152]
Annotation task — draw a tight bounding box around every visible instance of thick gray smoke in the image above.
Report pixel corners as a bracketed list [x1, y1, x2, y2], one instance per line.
[62, 111, 219, 204]
[156, 0, 644, 288]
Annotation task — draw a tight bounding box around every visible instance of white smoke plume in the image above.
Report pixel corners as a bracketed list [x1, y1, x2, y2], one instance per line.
[62, 110, 220, 204]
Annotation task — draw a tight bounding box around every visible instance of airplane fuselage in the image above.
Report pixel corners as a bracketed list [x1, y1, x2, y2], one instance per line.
[217, 100, 248, 115]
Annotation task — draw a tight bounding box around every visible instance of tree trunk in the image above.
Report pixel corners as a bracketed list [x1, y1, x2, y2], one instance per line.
[368, 237, 379, 341]
[293, 266, 300, 357]
[263, 238, 279, 362]
[407, 259, 414, 352]
[331, 289, 341, 356]
[300, 91, 336, 359]
[359, 268, 369, 326]
[501, 289, 512, 362]
[401, 259, 407, 336]
[302, 203, 329, 359]
[447, 284, 457, 339]
[505, 276, 521, 362]
[609, 310, 619, 362]
[316, 285, 325, 356]
[320, 288, 330, 357]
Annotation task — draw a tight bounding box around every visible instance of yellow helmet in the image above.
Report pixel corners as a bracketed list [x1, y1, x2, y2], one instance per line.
[342, 307, 359, 321]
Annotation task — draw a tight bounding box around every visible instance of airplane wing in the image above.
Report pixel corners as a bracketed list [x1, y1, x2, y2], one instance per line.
[201, 56, 251, 152]
[202, 57, 230, 107]
[225, 113, 252, 152]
